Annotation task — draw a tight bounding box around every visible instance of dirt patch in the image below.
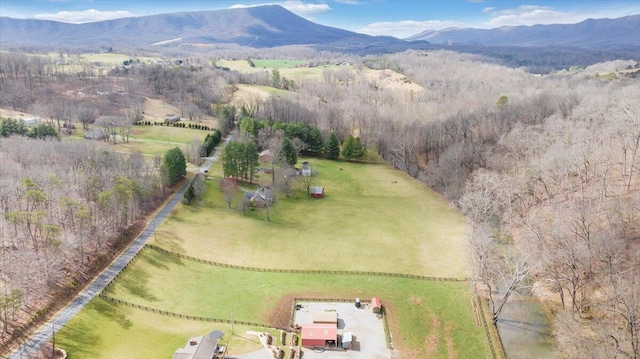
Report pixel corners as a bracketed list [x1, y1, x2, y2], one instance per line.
[444, 322, 457, 359]
[409, 297, 423, 305]
[424, 317, 441, 357]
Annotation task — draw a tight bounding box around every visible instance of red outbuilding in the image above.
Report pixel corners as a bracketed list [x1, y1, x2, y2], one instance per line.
[300, 324, 337, 348]
[310, 186, 325, 198]
[372, 297, 382, 314]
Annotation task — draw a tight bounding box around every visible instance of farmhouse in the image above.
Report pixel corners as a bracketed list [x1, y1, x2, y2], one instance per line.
[165, 114, 181, 123]
[172, 334, 226, 359]
[83, 128, 109, 141]
[309, 186, 324, 198]
[259, 149, 273, 163]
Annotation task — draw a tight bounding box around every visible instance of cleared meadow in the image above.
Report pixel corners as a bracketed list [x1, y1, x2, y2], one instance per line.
[153, 157, 470, 278]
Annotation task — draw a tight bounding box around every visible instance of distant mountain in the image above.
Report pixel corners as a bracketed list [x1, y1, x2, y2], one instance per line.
[406, 15, 640, 48]
[0, 5, 406, 50]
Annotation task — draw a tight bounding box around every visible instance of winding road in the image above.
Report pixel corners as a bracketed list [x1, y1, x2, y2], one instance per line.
[8, 135, 232, 359]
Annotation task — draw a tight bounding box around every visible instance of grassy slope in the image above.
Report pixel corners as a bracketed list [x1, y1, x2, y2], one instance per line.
[153, 158, 470, 278]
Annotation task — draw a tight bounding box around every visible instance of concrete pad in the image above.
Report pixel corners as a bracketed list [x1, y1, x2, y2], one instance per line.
[293, 301, 392, 359]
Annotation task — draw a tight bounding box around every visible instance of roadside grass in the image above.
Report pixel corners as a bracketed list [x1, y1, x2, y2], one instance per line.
[152, 157, 470, 278]
[100, 247, 489, 359]
[54, 297, 273, 359]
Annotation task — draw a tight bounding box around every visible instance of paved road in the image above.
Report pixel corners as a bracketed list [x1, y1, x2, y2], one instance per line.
[8, 135, 232, 359]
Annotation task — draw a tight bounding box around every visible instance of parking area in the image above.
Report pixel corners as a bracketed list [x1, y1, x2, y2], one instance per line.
[293, 301, 392, 359]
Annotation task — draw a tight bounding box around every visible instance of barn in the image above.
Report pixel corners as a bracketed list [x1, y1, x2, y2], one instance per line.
[309, 186, 324, 198]
[372, 297, 382, 314]
[300, 324, 337, 348]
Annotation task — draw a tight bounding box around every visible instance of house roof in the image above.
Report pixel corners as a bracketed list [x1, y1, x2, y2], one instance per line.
[372, 297, 381, 308]
[172, 335, 219, 359]
[312, 311, 337, 325]
[301, 324, 337, 341]
[310, 186, 324, 194]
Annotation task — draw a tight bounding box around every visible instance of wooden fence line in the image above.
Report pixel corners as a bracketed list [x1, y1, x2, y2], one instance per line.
[145, 244, 470, 282]
[475, 294, 506, 359]
[99, 294, 281, 330]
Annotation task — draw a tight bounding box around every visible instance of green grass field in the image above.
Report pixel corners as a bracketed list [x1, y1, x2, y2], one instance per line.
[95, 246, 489, 358]
[251, 59, 308, 69]
[153, 157, 470, 278]
[55, 297, 275, 359]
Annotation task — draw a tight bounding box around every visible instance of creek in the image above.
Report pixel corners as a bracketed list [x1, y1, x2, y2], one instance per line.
[497, 298, 558, 359]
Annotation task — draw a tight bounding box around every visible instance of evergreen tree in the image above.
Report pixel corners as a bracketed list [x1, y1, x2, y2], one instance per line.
[324, 133, 340, 160]
[163, 147, 187, 185]
[341, 135, 355, 160]
[281, 137, 297, 167]
[352, 136, 366, 161]
[307, 127, 324, 154]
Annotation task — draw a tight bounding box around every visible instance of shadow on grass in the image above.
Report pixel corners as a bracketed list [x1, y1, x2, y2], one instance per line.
[117, 265, 158, 302]
[93, 299, 133, 329]
[145, 246, 184, 269]
[57, 320, 102, 358]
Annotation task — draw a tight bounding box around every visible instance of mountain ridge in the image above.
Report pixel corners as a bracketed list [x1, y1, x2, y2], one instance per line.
[405, 15, 640, 48]
[0, 5, 406, 49]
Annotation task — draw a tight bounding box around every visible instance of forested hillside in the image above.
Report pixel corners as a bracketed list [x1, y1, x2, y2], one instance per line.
[1, 49, 639, 357]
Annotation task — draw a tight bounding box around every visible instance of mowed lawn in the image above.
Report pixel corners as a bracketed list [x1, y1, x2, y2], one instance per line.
[55, 296, 274, 359]
[152, 158, 470, 278]
[98, 247, 489, 359]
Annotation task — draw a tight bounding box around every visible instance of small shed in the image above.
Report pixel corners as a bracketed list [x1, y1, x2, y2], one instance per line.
[341, 331, 353, 349]
[301, 324, 337, 348]
[309, 186, 324, 198]
[372, 297, 382, 314]
[312, 311, 337, 326]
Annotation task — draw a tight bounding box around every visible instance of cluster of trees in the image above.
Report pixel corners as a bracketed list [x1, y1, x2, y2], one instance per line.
[162, 147, 187, 186]
[0, 137, 164, 340]
[0, 118, 58, 139]
[202, 129, 222, 156]
[221, 140, 259, 183]
[133, 120, 214, 131]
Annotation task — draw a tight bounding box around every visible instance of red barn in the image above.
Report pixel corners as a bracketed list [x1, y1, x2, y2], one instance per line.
[309, 186, 325, 198]
[372, 297, 382, 314]
[300, 324, 337, 348]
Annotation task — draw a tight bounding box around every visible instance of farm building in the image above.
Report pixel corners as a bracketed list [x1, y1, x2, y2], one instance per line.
[301, 324, 338, 348]
[309, 186, 324, 198]
[172, 334, 225, 359]
[312, 311, 338, 326]
[372, 297, 382, 314]
[84, 128, 109, 141]
[341, 332, 353, 349]
[259, 149, 273, 163]
[165, 114, 181, 123]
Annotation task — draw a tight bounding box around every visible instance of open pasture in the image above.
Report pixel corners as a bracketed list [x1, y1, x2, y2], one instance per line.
[98, 246, 489, 358]
[153, 157, 470, 278]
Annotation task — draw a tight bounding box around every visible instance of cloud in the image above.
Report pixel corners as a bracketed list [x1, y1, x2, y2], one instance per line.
[333, 0, 361, 4]
[481, 4, 640, 27]
[35, 9, 134, 23]
[358, 20, 467, 38]
[230, 1, 331, 17]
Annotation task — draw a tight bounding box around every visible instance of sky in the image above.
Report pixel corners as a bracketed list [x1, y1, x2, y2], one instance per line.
[1, 0, 639, 39]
